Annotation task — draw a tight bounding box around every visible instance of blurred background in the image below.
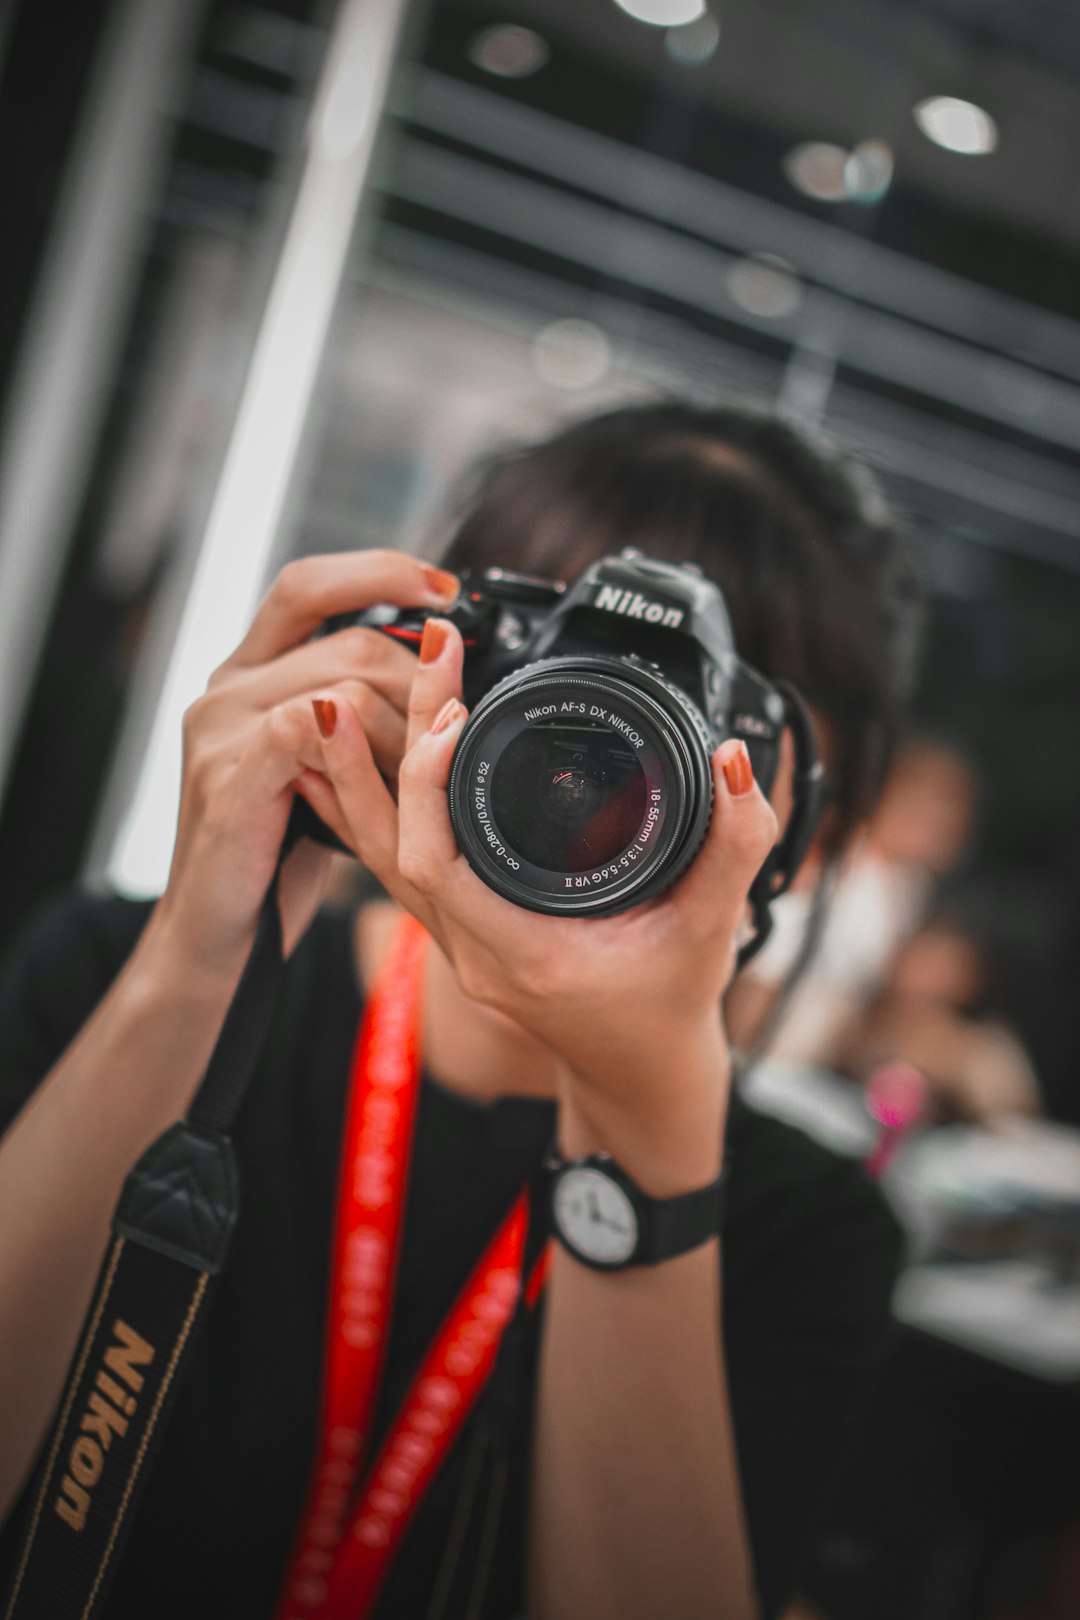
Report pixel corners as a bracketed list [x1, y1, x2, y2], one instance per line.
[0, 1, 1078, 1616]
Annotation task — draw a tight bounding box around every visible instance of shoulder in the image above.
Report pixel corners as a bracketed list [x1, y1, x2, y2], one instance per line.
[727, 1096, 899, 1230]
[724, 1096, 904, 1335]
[0, 890, 359, 1139]
[0, 888, 154, 1132]
[0, 886, 154, 1025]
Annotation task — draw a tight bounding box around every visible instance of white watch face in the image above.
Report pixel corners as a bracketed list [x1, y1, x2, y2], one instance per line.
[553, 1167, 639, 1265]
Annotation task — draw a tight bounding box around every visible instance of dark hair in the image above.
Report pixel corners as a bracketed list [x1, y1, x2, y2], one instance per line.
[438, 399, 922, 853]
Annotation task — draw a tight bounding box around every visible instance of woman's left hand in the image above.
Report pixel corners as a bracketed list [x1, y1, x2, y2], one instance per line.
[298, 619, 778, 1186]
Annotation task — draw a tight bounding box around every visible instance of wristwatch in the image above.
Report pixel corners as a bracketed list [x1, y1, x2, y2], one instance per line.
[545, 1150, 726, 1272]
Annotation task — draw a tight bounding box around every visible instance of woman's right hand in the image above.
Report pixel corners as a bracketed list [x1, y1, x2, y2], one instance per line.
[149, 550, 460, 981]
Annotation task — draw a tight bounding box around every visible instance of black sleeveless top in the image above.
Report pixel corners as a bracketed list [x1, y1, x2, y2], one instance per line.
[0, 890, 902, 1619]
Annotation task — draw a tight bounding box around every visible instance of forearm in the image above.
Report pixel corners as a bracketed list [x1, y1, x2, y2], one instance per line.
[528, 1041, 758, 1620]
[0, 909, 241, 1519]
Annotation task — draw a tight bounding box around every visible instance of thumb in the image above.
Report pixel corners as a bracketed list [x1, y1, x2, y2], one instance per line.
[673, 739, 778, 942]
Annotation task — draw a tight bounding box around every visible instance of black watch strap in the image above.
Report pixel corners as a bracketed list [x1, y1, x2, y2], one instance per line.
[638, 1173, 726, 1263]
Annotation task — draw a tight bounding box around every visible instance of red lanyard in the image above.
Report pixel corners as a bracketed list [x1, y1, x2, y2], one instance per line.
[274, 916, 549, 1620]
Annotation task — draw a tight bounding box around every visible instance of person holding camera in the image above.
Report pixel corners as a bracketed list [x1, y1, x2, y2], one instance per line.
[0, 402, 918, 1620]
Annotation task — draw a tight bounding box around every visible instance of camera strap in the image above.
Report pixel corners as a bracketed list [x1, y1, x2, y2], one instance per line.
[2, 892, 548, 1620]
[1, 879, 287, 1620]
[737, 682, 825, 969]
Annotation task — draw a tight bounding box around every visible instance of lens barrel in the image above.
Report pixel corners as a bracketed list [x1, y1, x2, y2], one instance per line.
[448, 656, 714, 914]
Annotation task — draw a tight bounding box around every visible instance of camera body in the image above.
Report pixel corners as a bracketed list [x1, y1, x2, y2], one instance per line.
[296, 550, 820, 923]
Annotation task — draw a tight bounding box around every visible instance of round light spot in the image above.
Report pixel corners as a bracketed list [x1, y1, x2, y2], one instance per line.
[532, 319, 612, 390]
[782, 141, 850, 202]
[468, 24, 549, 79]
[844, 139, 894, 202]
[664, 12, 720, 64]
[727, 254, 802, 319]
[614, 0, 707, 27]
[913, 96, 998, 155]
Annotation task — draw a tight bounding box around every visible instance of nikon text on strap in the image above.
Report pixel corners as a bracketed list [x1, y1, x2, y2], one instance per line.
[1, 880, 285, 1620]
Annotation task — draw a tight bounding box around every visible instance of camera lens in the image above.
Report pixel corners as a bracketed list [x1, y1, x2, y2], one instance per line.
[491, 722, 647, 873]
[448, 658, 713, 915]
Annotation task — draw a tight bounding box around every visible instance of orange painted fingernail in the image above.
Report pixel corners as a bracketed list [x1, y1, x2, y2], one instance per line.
[722, 740, 754, 796]
[422, 565, 460, 602]
[312, 698, 337, 738]
[431, 698, 464, 735]
[419, 619, 449, 664]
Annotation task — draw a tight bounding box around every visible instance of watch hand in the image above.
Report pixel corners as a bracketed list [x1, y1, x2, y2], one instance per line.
[587, 1190, 602, 1223]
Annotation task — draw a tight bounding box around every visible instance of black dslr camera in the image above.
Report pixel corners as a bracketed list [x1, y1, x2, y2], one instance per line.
[292, 550, 823, 942]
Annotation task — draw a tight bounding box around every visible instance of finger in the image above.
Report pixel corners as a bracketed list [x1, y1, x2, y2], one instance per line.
[669, 739, 779, 942]
[225, 624, 417, 715]
[226, 550, 459, 669]
[233, 679, 405, 799]
[232, 691, 338, 806]
[309, 692, 405, 891]
[406, 619, 465, 752]
[396, 697, 470, 895]
[397, 698, 536, 947]
[317, 678, 407, 784]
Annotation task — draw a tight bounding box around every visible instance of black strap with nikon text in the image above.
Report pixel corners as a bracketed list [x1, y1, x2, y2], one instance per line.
[1, 880, 285, 1620]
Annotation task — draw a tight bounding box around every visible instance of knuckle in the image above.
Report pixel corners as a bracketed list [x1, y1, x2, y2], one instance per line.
[453, 953, 492, 1006]
[396, 845, 431, 891]
[341, 625, 378, 664]
[345, 683, 377, 726]
[185, 748, 231, 820]
[732, 799, 778, 863]
[272, 556, 315, 611]
[522, 957, 561, 1001]
[755, 795, 780, 848]
[180, 694, 213, 757]
[397, 748, 425, 790]
[364, 547, 403, 575]
[265, 703, 306, 754]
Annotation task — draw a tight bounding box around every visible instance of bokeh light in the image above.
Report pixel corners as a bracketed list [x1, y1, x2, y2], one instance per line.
[914, 96, 998, 155]
[664, 13, 721, 65]
[727, 254, 802, 319]
[468, 24, 549, 79]
[782, 141, 849, 202]
[614, 0, 707, 28]
[531, 319, 612, 389]
[844, 139, 894, 203]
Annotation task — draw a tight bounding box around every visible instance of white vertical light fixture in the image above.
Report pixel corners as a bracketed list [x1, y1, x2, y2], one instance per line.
[107, 0, 409, 896]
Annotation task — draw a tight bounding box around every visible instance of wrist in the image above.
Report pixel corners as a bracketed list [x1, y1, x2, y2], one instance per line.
[557, 1026, 730, 1198]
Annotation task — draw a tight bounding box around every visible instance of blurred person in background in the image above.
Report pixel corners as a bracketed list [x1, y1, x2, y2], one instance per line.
[732, 735, 980, 1072]
[836, 903, 1042, 1125]
[0, 401, 921, 1620]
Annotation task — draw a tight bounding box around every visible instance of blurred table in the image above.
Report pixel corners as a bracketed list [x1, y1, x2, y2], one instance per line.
[893, 1259, 1080, 1383]
[740, 1064, 1080, 1617]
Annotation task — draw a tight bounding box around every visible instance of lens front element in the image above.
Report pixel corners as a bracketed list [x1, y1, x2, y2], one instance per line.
[491, 720, 648, 874]
[448, 659, 713, 914]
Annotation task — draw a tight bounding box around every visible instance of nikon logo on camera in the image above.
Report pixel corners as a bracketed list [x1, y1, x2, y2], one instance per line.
[594, 584, 685, 628]
[53, 1318, 156, 1533]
